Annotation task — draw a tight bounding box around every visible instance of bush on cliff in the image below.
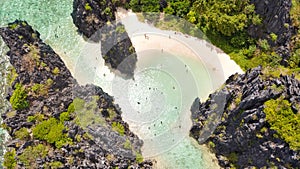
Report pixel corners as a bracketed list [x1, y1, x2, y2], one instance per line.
[32, 117, 72, 148]
[3, 149, 17, 169]
[9, 83, 29, 110]
[18, 144, 49, 167]
[264, 97, 300, 150]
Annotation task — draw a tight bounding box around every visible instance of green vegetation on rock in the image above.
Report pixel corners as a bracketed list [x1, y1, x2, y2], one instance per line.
[10, 83, 29, 110]
[192, 0, 259, 36]
[14, 127, 30, 140]
[3, 149, 17, 169]
[112, 122, 125, 136]
[72, 96, 106, 128]
[27, 112, 45, 123]
[52, 67, 60, 75]
[85, 3, 92, 11]
[130, 0, 160, 13]
[264, 97, 300, 150]
[18, 144, 49, 167]
[6, 66, 18, 86]
[45, 161, 63, 169]
[32, 117, 72, 148]
[135, 151, 144, 163]
[31, 83, 47, 96]
[123, 138, 132, 150]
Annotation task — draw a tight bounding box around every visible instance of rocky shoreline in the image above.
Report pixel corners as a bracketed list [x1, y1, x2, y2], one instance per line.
[0, 20, 152, 168]
[190, 66, 300, 168]
[72, 0, 137, 78]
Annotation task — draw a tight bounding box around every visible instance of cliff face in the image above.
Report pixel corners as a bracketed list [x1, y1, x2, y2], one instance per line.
[72, 0, 137, 78]
[0, 20, 152, 168]
[71, 0, 116, 39]
[248, 0, 293, 63]
[190, 66, 300, 168]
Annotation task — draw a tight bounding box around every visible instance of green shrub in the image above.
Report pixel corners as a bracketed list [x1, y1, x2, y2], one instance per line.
[258, 39, 270, 51]
[130, 0, 160, 12]
[7, 66, 18, 86]
[85, 3, 92, 11]
[107, 108, 117, 120]
[31, 83, 48, 96]
[252, 14, 262, 25]
[123, 139, 132, 150]
[193, 1, 257, 36]
[264, 98, 300, 150]
[46, 78, 53, 85]
[208, 141, 216, 149]
[59, 111, 70, 122]
[135, 152, 144, 163]
[164, 6, 175, 15]
[31, 83, 43, 93]
[270, 84, 285, 93]
[10, 83, 29, 110]
[18, 144, 49, 167]
[104, 7, 112, 17]
[27, 113, 45, 123]
[41, 62, 47, 67]
[73, 96, 106, 129]
[112, 122, 125, 136]
[116, 25, 126, 34]
[52, 67, 60, 75]
[15, 127, 30, 140]
[289, 49, 300, 68]
[270, 33, 278, 42]
[3, 149, 17, 169]
[9, 23, 19, 30]
[45, 161, 63, 169]
[33, 118, 72, 148]
[67, 102, 75, 113]
[27, 116, 35, 122]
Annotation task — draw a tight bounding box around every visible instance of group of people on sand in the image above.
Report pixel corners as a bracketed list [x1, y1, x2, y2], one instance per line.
[144, 33, 173, 40]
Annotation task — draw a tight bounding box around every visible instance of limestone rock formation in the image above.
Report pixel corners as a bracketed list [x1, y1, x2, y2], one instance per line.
[191, 66, 300, 168]
[0, 20, 152, 168]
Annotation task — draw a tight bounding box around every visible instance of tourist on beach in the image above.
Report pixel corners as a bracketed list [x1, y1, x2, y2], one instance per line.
[144, 33, 149, 40]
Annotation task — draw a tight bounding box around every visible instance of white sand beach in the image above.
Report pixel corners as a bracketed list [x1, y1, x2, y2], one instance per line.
[116, 8, 244, 87]
[114, 9, 244, 169]
[54, 8, 244, 169]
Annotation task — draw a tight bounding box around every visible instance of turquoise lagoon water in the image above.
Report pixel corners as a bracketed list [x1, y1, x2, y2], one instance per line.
[0, 1, 218, 168]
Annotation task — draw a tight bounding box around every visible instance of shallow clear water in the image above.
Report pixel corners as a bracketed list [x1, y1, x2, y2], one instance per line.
[0, 1, 217, 168]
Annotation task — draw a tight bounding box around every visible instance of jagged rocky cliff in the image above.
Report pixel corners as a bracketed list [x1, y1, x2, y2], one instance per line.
[249, 0, 293, 64]
[190, 66, 300, 168]
[0, 20, 152, 168]
[72, 0, 137, 78]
